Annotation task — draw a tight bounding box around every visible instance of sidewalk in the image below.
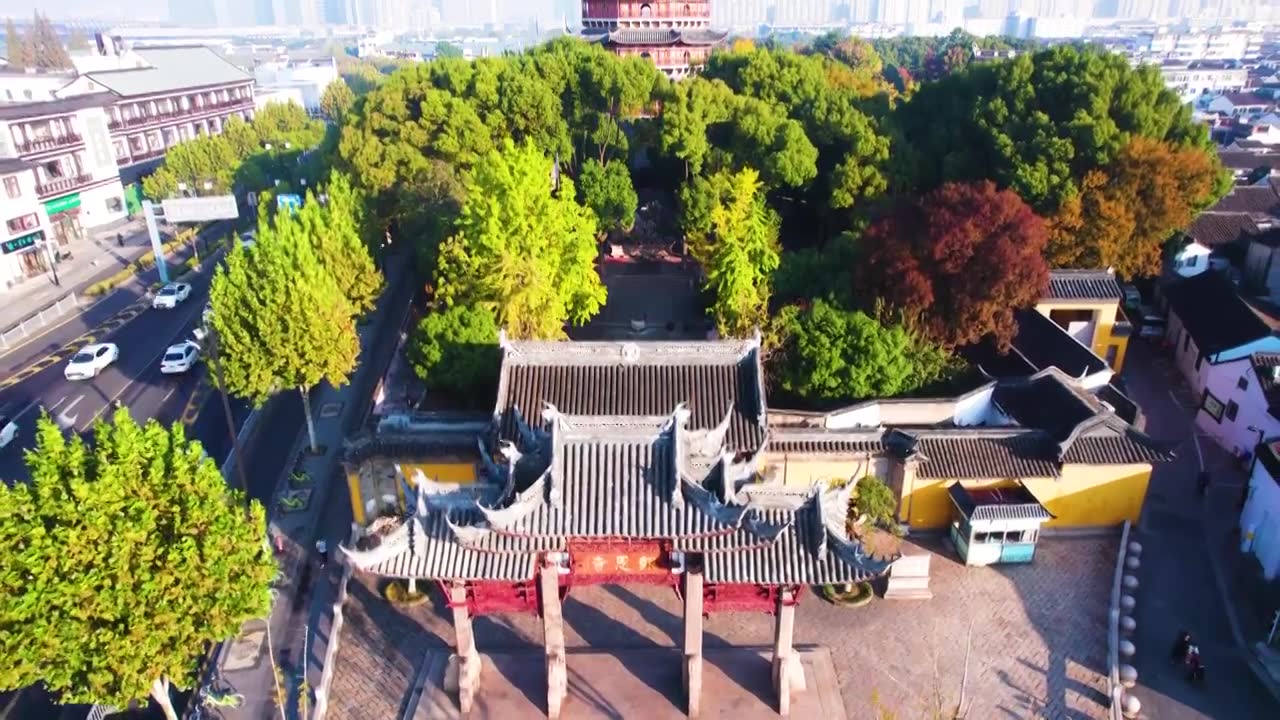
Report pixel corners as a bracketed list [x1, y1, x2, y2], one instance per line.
[0, 216, 153, 329]
[1120, 340, 1280, 717]
[205, 254, 413, 720]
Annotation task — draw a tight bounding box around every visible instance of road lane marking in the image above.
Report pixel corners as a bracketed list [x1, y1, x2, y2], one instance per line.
[181, 375, 214, 426]
[56, 395, 84, 430]
[0, 297, 155, 390]
[77, 304, 208, 432]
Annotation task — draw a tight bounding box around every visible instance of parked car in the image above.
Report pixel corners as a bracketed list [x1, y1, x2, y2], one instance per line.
[152, 282, 192, 309]
[1138, 314, 1167, 340]
[0, 415, 16, 449]
[160, 341, 200, 374]
[65, 343, 119, 380]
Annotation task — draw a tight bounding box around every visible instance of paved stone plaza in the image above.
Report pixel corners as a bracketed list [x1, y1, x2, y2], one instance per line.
[326, 535, 1115, 719]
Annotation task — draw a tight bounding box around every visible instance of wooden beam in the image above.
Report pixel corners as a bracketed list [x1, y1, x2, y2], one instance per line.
[540, 562, 568, 719]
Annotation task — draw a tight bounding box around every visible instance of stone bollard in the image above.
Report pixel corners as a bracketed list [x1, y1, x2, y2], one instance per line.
[1122, 574, 1139, 592]
[1121, 693, 1142, 719]
[1119, 639, 1136, 659]
[1125, 555, 1140, 571]
[1128, 541, 1142, 556]
[1120, 615, 1137, 636]
[1120, 594, 1136, 612]
[1119, 664, 1138, 688]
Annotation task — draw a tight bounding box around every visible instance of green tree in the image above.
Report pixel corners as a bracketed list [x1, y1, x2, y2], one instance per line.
[4, 18, 33, 70]
[577, 158, 637, 236]
[319, 78, 355, 122]
[852, 475, 898, 531]
[683, 167, 781, 338]
[771, 299, 953, 402]
[435, 140, 605, 339]
[435, 42, 464, 59]
[141, 134, 239, 200]
[297, 173, 382, 314]
[892, 44, 1212, 213]
[407, 304, 500, 407]
[0, 409, 275, 720]
[252, 100, 326, 150]
[209, 208, 359, 453]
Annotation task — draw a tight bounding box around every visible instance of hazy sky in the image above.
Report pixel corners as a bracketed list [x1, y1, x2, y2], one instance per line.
[0, 0, 167, 21]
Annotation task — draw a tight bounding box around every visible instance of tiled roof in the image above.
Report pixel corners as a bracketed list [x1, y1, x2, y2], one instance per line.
[916, 434, 1060, 479]
[597, 28, 728, 46]
[1062, 434, 1171, 464]
[768, 430, 884, 455]
[86, 46, 251, 97]
[702, 506, 887, 585]
[993, 372, 1099, 442]
[1008, 308, 1109, 380]
[360, 514, 538, 581]
[495, 339, 765, 450]
[1218, 151, 1277, 172]
[948, 483, 1053, 523]
[1208, 186, 1280, 215]
[0, 92, 114, 120]
[1164, 270, 1272, 355]
[1045, 269, 1123, 301]
[1186, 212, 1261, 246]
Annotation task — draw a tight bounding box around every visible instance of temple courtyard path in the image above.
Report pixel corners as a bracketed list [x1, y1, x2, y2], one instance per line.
[326, 535, 1114, 719]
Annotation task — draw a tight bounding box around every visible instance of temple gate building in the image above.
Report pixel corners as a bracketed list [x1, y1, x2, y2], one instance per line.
[340, 335, 1170, 717]
[581, 1, 728, 79]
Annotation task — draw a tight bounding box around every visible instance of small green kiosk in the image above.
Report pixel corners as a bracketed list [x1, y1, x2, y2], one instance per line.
[948, 484, 1053, 566]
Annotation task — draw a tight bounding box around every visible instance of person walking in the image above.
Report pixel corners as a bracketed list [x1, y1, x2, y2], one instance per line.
[1170, 630, 1192, 664]
[316, 539, 329, 569]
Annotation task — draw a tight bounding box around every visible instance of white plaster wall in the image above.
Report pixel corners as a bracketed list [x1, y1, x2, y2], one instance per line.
[77, 181, 127, 230]
[1194, 355, 1280, 457]
[1242, 459, 1280, 580]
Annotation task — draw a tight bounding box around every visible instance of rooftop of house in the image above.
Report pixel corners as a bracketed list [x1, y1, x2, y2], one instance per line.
[964, 308, 1110, 384]
[1044, 269, 1123, 302]
[1165, 270, 1274, 354]
[84, 46, 251, 98]
[0, 92, 115, 120]
[948, 483, 1054, 523]
[1217, 91, 1275, 106]
[1186, 211, 1263, 246]
[1208, 185, 1280, 215]
[1218, 151, 1278, 172]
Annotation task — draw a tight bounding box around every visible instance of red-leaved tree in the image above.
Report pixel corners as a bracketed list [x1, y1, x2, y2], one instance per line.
[855, 181, 1050, 349]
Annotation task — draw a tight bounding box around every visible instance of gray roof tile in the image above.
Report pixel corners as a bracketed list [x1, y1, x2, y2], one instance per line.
[1045, 269, 1123, 301]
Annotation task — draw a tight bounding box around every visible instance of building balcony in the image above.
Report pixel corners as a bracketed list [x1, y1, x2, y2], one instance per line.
[16, 133, 83, 154]
[36, 174, 93, 198]
[107, 98, 253, 131]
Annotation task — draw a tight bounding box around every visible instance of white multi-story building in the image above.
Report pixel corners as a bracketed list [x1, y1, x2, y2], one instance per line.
[1160, 62, 1249, 104]
[254, 58, 338, 115]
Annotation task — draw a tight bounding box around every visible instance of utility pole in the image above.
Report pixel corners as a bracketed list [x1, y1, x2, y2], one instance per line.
[41, 238, 60, 286]
[201, 324, 250, 507]
[142, 200, 170, 284]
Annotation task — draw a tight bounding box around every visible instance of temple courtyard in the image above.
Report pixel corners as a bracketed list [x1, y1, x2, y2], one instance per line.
[325, 535, 1115, 719]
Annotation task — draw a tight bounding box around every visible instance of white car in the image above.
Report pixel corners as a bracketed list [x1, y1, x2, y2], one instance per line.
[0, 415, 15, 449]
[160, 341, 201, 374]
[65, 343, 119, 380]
[152, 282, 192, 309]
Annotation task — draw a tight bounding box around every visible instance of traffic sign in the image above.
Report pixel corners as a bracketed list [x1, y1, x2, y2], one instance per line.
[161, 195, 240, 223]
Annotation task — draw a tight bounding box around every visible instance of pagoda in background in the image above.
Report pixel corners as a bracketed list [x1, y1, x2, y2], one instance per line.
[581, 1, 728, 79]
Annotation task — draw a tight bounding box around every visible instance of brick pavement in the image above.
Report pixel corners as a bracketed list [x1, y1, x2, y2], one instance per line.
[328, 536, 1116, 720]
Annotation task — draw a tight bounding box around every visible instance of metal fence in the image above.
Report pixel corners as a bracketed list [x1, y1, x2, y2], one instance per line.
[0, 292, 81, 352]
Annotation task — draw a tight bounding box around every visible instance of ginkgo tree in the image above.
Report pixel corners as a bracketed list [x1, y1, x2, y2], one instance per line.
[209, 202, 360, 453]
[434, 139, 606, 339]
[0, 409, 276, 720]
[297, 172, 383, 315]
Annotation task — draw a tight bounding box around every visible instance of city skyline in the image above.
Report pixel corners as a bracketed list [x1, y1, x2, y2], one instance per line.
[0, 0, 1275, 25]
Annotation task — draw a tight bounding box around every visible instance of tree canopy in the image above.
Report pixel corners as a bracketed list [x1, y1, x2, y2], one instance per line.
[683, 167, 781, 338]
[320, 78, 356, 122]
[297, 172, 383, 314]
[26, 12, 71, 70]
[855, 181, 1050, 349]
[407, 304, 500, 407]
[434, 139, 606, 339]
[209, 203, 359, 451]
[0, 410, 274, 720]
[892, 44, 1213, 215]
[772, 299, 953, 402]
[578, 158, 637, 235]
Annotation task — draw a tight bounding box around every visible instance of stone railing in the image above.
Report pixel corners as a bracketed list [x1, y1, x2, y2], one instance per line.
[1108, 521, 1143, 719]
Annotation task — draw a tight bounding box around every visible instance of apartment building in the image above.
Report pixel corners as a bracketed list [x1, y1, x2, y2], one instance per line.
[0, 45, 257, 293]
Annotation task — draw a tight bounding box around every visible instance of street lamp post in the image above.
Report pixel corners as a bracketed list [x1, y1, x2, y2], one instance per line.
[41, 237, 60, 287]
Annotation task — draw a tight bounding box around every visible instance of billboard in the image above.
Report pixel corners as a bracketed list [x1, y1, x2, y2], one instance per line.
[161, 195, 240, 223]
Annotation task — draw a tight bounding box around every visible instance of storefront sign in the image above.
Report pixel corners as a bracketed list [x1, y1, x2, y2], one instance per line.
[1, 230, 43, 255]
[43, 194, 81, 215]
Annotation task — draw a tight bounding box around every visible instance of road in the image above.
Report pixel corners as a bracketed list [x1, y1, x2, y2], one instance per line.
[0, 260, 252, 485]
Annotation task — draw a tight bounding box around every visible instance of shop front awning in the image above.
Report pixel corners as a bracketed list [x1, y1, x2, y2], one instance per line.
[948, 483, 1054, 523]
